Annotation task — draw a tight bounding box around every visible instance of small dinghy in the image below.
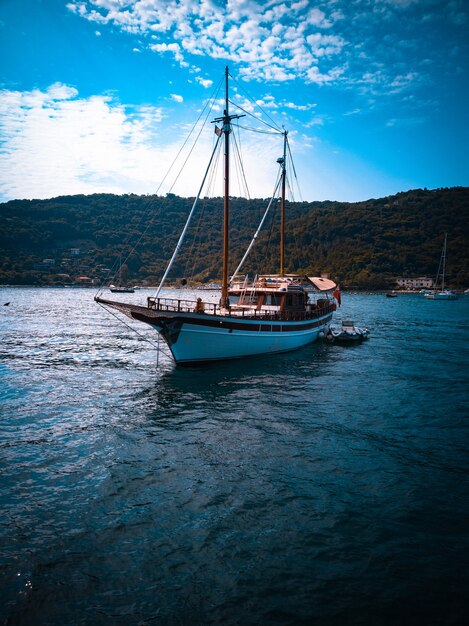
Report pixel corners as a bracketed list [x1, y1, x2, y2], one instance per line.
[323, 320, 370, 343]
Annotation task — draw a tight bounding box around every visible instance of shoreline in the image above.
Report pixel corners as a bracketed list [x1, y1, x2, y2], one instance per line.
[1, 285, 466, 295]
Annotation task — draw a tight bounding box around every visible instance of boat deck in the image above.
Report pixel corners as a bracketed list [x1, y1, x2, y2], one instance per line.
[146, 296, 335, 321]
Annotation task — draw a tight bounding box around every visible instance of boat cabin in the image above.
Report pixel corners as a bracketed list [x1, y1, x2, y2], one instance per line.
[228, 274, 336, 316]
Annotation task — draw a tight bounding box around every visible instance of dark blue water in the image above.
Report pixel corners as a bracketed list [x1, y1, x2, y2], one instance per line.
[1, 288, 468, 625]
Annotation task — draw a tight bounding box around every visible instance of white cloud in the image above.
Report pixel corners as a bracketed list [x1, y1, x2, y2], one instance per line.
[389, 72, 418, 89]
[304, 116, 325, 128]
[305, 7, 332, 28]
[195, 77, 213, 88]
[150, 42, 184, 63]
[0, 84, 170, 201]
[283, 101, 316, 111]
[170, 93, 183, 103]
[0, 84, 291, 202]
[66, 0, 345, 84]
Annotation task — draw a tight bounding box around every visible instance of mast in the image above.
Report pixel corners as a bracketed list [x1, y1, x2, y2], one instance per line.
[442, 232, 447, 290]
[280, 130, 288, 277]
[222, 67, 230, 308]
[214, 67, 243, 308]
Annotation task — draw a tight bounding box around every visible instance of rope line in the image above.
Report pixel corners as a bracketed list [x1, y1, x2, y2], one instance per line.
[232, 123, 280, 136]
[95, 76, 224, 298]
[97, 302, 161, 351]
[229, 100, 282, 133]
[228, 72, 282, 131]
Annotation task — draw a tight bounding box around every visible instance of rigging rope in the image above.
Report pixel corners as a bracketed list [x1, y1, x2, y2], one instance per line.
[183, 137, 223, 282]
[154, 134, 223, 297]
[231, 130, 250, 200]
[95, 76, 224, 298]
[96, 302, 161, 352]
[97, 301, 174, 366]
[231, 169, 282, 281]
[286, 138, 303, 202]
[232, 123, 280, 136]
[229, 100, 282, 134]
[228, 73, 282, 132]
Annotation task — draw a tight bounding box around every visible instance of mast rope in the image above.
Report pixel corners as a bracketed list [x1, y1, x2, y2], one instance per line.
[232, 123, 280, 136]
[231, 169, 282, 280]
[96, 301, 172, 360]
[183, 137, 224, 282]
[286, 137, 303, 202]
[154, 134, 223, 297]
[228, 73, 282, 132]
[231, 130, 250, 200]
[228, 100, 282, 134]
[94, 76, 224, 298]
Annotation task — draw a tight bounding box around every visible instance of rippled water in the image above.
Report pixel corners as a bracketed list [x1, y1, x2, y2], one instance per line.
[1, 288, 468, 625]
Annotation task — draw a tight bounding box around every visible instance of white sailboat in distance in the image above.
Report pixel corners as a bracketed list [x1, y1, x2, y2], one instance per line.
[424, 233, 458, 300]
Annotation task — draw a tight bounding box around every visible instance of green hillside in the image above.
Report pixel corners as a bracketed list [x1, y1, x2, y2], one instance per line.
[1, 187, 468, 288]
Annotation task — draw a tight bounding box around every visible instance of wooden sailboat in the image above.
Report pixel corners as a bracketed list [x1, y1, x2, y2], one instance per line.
[424, 233, 458, 300]
[96, 67, 338, 364]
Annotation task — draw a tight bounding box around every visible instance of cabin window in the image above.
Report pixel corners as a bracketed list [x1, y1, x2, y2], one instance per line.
[284, 293, 305, 309]
[264, 294, 282, 306]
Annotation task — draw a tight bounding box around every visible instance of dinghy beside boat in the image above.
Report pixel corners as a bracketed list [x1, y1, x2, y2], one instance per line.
[323, 320, 370, 343]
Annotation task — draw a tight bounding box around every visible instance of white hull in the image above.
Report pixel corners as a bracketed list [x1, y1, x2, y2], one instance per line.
[164, 315, 332, 364]
[95, 297, 334, 364]
[424, 290, 458, 300]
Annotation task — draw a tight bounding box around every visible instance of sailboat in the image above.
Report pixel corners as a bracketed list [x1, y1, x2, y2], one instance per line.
[96, 67, 338, 364]
[109, 255, 135, 293]
[424, 233, 458, 300]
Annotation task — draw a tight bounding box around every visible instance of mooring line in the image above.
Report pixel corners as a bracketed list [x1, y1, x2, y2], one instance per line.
[96, 302, 172, 364]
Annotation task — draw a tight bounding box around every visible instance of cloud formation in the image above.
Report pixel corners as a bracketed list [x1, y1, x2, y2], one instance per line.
[0, 83, 167, 200]
[66, 0, 346, 84]
[64, 0, 468, 97]
[0, 83, 286, 201]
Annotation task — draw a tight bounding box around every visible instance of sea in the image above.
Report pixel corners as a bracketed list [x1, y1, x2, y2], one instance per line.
[1, 287, 468, 626]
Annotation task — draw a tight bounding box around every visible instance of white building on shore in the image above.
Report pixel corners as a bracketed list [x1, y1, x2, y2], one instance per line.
[395, 276, 434, 290]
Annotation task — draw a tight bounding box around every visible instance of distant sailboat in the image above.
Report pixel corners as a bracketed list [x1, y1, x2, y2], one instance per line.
[424, 233, 458, 300]
[109, 255, 134, 293]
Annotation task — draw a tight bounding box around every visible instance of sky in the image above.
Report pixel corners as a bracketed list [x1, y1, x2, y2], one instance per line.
[0, 0, 468, 203]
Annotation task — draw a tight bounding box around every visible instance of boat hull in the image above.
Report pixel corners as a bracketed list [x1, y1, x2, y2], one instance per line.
[96, 297, 333, 364]
[424, 291, 458, 300]
[162, 315, 332, 364]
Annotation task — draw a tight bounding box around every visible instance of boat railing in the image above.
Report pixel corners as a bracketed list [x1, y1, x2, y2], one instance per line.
[147, 296, 219, 315]
[147, 296, 335, 320]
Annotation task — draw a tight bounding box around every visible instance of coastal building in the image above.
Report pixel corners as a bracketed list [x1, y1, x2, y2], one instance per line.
[395, 276, 434, 290]
[75, 276, 93, 286]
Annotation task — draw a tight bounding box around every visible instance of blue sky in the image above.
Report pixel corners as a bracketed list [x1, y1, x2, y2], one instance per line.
[0, 0, 468, 202]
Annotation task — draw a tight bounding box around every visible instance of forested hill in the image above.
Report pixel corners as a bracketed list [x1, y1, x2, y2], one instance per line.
[1, 186, 468, 288]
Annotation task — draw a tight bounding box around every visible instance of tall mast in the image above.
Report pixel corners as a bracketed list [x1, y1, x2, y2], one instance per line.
[222, 66, 230, 308]
[213, 67, 243, 308]
[280, 130, 288, 277]
[442, 232, 447, 290]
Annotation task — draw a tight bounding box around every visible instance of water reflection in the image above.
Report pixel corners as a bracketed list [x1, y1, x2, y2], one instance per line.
[135, 340, 337, 420]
